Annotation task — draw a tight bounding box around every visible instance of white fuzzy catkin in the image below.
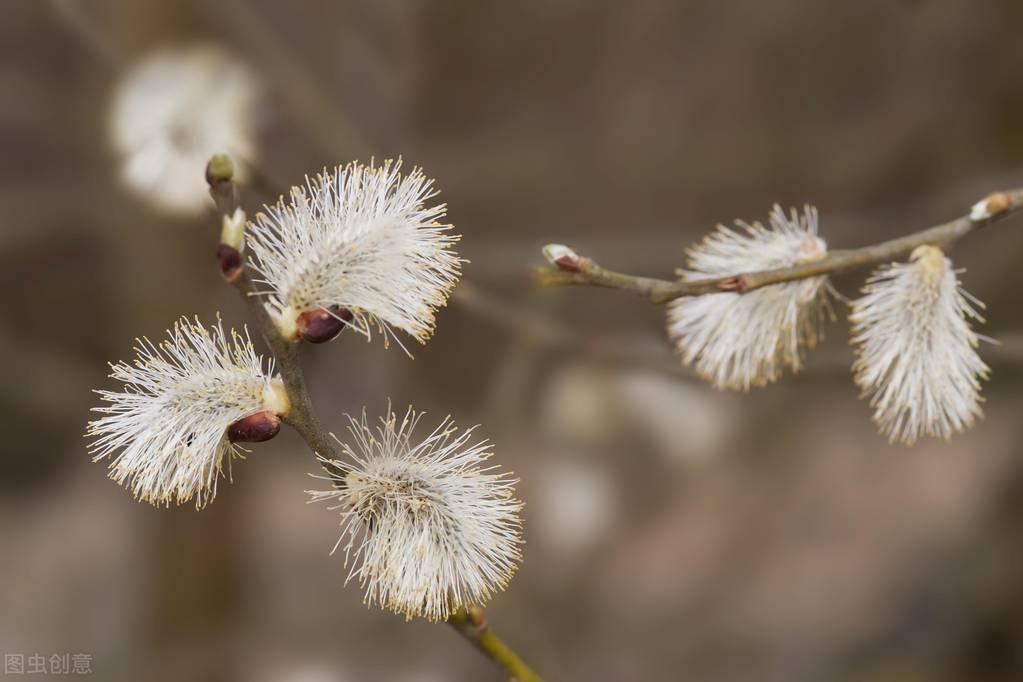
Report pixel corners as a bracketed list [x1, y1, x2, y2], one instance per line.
[850, 245, 989, 445]
[109, 45, 258, 216]
[87, 317, 286, 508]
[246, 160, 462, 349]
[308, 407, 523, 621]
[667, 205, 832, 390]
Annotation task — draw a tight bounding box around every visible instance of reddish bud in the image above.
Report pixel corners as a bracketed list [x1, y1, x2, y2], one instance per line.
[296, 306, 354, 344]
[227, 410, 281, 443]
[216, 244, 243, 282]
[542, 244, 590, 272]
[555, 255, 579, 271]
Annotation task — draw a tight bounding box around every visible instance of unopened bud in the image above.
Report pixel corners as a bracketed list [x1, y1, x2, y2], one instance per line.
[205, 153, 235, 187]
[221, 208, 246, 250]
[970, 191, 1012, 222]
[296, 306, 354, 344]
[542, 243, 588, 272]
[227, 410, 281, 443]
[216, 244, 243, 282]
[206, 153, 237, 213]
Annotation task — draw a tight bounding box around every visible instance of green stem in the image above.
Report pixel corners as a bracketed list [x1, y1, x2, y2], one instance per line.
[448, 607, 543, 682]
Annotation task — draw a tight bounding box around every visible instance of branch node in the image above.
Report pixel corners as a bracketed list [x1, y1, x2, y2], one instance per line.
[467, 605, 488, 633]
[718, 276, 749, 293]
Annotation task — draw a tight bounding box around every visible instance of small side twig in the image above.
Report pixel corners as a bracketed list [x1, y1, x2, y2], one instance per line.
[537, 190, 1023, 303]
[453, 281, 694, 378]
[49, 0, 123, 70]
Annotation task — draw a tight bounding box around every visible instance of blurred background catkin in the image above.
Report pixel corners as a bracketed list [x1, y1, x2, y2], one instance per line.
[2, 1, 1023, 680]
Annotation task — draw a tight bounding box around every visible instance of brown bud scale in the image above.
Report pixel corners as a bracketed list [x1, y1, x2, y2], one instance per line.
[227, 410, 281, 443]
[296, 306, 353, 344]
[216, 244, 243, 282]
[553, 255, 580, 272]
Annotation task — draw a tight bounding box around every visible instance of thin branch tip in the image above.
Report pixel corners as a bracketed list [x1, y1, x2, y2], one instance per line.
[537, 188, 1023, 303]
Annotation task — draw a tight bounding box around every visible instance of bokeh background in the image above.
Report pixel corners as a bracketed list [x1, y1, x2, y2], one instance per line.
[3, 1, 1023, 680]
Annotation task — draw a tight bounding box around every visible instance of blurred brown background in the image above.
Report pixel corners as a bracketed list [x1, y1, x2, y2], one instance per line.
[3, 1, 1023, 680]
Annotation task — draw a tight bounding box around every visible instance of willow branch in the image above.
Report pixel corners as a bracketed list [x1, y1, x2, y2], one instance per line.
[207, 155, 340, 462]
[448, 607, 542, 682]
[207, 155, 541, 681]
[537, 190, 1023, 303]
[235, 271, 342, 459]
